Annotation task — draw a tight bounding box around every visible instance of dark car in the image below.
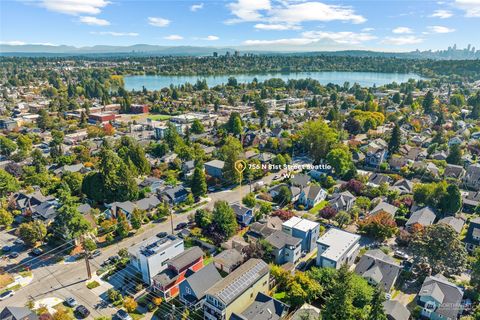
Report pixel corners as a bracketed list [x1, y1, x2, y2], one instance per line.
[75, 305, 90, 318]
[2, 246, 11, 253]
[156, 232, 168, 238]
[0, 290, 14, 301]
[31, 248, 44, 256]
[175, 222, 188, 230]
[116, 309, 133, 320]
[88, 250, 101, 259]
[8, 252, 19, 259]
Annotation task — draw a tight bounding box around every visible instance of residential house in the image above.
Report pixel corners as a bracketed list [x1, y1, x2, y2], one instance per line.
[231, 203, 254, 227]
[406, 207, 436, 231]
[105, 200, 136, 219]
[431, 151, 448, 161]
[391, 179, 414, 195]
[139, 177, 164, 193]
[389, 157, 409, 171]
[128, 235, 184, 285]
[465, 217, 480, 252]
[438, 216, 465, 234]
[316, 228, 361, 269]
[282, 217, 320, 253]
[418, 274, 463, 320]
[230, 293, 289, 320]
[205, 160, 225, 179]
[368, 173, 393, 187]
[354, 249, 401, 292]
[291, 174, 310, 188]
[290, 304, 321, 320]
[448, 136, 463, 146]
[0, 307, 39, 320]
[136, 195, 161, 212]
[152, 246, 204, 301]
[329, 191, 356, 212]
[246, 217, 283, 242]
[297, 185, 327, 209]
[31, 200, 59, 223]
[462, 191, 480, 212]
[464, 163, 480, 190]
[214, 249, 244, 274]
[203, 259, 270, 320]
[162, 186, 189, 204]
[365, 147, 388, 167]
[13, 189, 54, 215]
[370, 201, 399, 217]
[382, 301, 411, 320]
[265, 230, 302, 265]
[179, 263, 222, 309]
[182, 160, 195, 177]
[444, 164, 466, 180]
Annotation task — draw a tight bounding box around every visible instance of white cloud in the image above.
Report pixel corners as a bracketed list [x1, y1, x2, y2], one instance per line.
[227, 0, 366, 27]
[427, 25, 456, 33]
[190, 3, 204, 12]
[148, 17, 170, 27]
[244, 30, 376, 47]
[39, 0, 110, 15]
[1, 41, 57, 46]
[392, 27, 414, 34]
[79, 16, 110, 26]
[362, 27, 375, 32]
[91, 31, 139, 36]
[164, 34, 183, 40]
[430, 9, 453, 18]
[203, 35, 219, 41]
[382, 35, 423, 45]
[254, 23, 301, 30]
[454, 0, 480, 17]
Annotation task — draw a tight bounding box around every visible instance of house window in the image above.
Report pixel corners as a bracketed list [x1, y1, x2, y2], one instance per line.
[185, 287, 192, 295]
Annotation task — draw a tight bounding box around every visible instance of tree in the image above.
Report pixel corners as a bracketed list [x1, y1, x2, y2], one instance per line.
[327, 146, 353, 177]
[123, 297, 138, 313]
[0, 207, 14, 228]
[191, 165, 207, 198]
[116, 212, 130, 238]
[320, 205, 337, 221]
[194, 208, 212, 229]
[107, 288, 122, 302]
[82, 238, 97, 252]
[471, 247, 480, 292]
[388, 123, 401, 155]
[219, 136, 243, 185]
[0, 136, 17, 156]
[0, 169, 19, 197]
[190, 119, 205, 134]
[255, 100, 268, 127]
[130, 208, 144, 230]
[271, 209, 294, 221]
[358, 211, 398, 240]
[242, 192, 256, 208]
[275, 186, 292, 205]
[37, 109, 53, 130]
[51, 191, 91, 240]
[422, 90, 435, 114]
[409, 224, 468, 275]
[446, 144, 462, 165]
[52, 308, 73, 320]
[117, 136, 150, 176]
[440, 184, 462, 216]
[300, 119, 338, 163]
[368, 286, 387, 320]
[323, 264, 356, 320]
[17, 221, 47, 246]
[334, 211, 351, 228]
[212, 201, 238, 240]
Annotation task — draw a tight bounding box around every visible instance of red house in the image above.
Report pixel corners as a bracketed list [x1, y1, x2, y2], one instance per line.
[89, 112, 116, 123]
[130, 104, 149, 114]
[152, 246, 204, 301]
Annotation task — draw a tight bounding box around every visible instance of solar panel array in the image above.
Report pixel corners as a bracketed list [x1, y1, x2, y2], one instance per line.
[217, 261, 265, 304]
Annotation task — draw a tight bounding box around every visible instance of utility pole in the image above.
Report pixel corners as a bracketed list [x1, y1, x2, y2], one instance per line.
[81, 236, 92, 279]
[169, 206, 174, 234]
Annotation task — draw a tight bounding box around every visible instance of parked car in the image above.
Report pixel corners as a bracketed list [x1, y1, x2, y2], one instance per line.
[31, 248, 44, 256]
[394, 250, 409, 260]
[102, 255, 120, 267]
[0, 290, 14, 301]
[75, 305, 90, 318]
[8, 252, 19, 259]
[2, 246, 11, 253]
[116, 309, 133, 320]
[156, 232, 168, 238]
[89, 250, 101, 259]
[65, 297, 77, 307]
[13, 239, 25, 245]
[175, 222, 188, 230]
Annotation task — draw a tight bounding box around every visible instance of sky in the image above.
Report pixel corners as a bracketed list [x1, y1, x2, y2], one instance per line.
[0, 0, 479, 52]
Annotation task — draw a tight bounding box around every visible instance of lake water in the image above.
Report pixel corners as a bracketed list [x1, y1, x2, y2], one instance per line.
[124, 71, 424, 90]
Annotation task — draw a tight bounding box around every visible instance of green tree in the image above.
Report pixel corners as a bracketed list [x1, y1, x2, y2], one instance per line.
[116, 212, 130, 238]
[446, 144, 462, 165]
[327, 146, 353, 177]
[191, 165, 207, 198]
[275, 185, 292, 205]
[194, 208, 212, 229]
[368, 286, 387, 320]
[130, 208, 144, 230]
[219, 136, 243, 184]
[471, 247, 480, 292]
[17, 221, 47, 246]
[0, 169, 19, 197]
[255, 100, 268, 127]
[242, 192, 256, 208]
[0, 136, 17, 156]
[212, 201, 238, 239]
[190, 119, 205, 134]
[388, 123, 401, 155]
[409, 224, 468, 275]
[0, 207, 14, 228]
[51, 193, 91, 240]
[82, 238, 97, 252]
[323, 264, 356, 320]
[423, 90, 435, 114]
[300, 119, 338, 163]
[334, 211, 351, 228]
[37, 109, 53, 130]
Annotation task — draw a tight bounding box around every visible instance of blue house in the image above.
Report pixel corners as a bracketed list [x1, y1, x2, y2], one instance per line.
[204, 159, 225, 179]
[231, 203, 254, 227]
[365, 147, 388, 167]
[297, 185, 327, 209]
[282, 217, 320, 253]
[162, 186, 189, 204]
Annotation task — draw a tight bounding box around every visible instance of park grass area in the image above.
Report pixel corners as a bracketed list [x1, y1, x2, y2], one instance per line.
[148, 114, 171, 121]
[309, 200, 328, 214]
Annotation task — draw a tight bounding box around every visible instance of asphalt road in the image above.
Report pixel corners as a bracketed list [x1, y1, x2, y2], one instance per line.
[0, 170, 285, 318]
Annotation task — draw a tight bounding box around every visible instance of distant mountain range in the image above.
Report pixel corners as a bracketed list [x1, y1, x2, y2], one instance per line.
[1, 43, 479, 60]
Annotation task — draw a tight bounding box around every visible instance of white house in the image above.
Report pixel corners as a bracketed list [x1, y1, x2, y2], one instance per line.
[316, 228, 361, 269]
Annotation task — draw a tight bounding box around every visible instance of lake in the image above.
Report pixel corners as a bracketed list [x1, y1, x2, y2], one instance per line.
[124, 71, 424, 90]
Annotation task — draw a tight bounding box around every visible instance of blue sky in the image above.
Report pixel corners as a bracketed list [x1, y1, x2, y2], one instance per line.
[1, 0, 479, 51]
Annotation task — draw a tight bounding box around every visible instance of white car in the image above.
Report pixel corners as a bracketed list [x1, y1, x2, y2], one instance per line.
[0, 290, 14, 301]
[65, 297, 78, 307]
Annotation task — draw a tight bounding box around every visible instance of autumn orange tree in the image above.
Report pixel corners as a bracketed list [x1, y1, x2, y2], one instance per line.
[358, 211, 398, 240]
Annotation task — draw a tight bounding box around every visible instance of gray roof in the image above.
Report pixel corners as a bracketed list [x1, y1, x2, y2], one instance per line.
[204, 159, 225, 169]
[419, 274, 463, 319]
[438, 216, 465, 233]
[168, 246, 203, 271]
[354, 249, 401, 292]
[307, 185, 324, 201]
[291, 173, 310, 187]
[205, 258, 269, 305]
[265, 230, 301, 250]
[392, 179, 413, 194]
[406, 207, 436, 226]
[231, 292, 289, 320]
[382, 300, 410, 320]
[370, 201, 398, 217]
[136, 195, 161, 211]
[214, 248, 243, 270]
[0, 307, 39, 320]
[183, 263, 222, 300]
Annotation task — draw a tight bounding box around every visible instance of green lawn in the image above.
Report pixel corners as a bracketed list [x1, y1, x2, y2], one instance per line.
[148, 114, 171, 121]
[309, 200, 328, 214]
[273, 292, 286, 300]
[129, 312, 144, 320]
